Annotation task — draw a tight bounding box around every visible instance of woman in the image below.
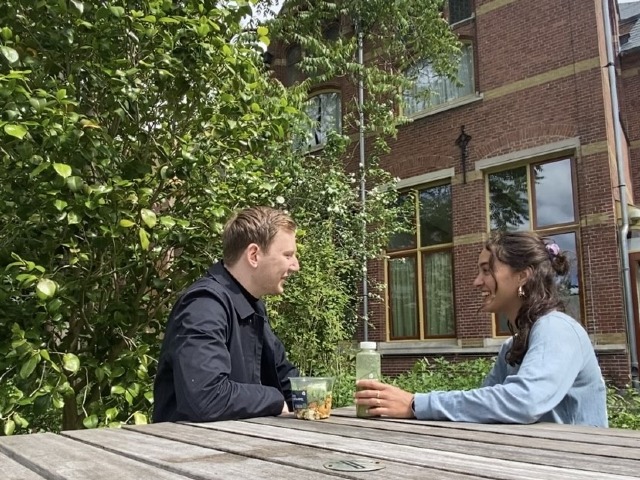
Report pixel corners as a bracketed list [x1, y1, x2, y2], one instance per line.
[355, 231, 608, 426]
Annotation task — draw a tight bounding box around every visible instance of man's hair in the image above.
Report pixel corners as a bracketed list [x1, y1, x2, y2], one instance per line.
[222, 206, 296, 266]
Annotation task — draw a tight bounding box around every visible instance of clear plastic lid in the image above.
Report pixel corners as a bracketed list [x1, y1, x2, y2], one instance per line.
[359, 341, 377, 350]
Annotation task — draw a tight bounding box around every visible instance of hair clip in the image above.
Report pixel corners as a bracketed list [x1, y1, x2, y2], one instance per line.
[546, 243, 560, 258]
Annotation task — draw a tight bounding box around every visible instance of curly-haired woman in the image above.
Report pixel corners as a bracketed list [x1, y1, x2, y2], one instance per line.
[355, 231, 608, 426]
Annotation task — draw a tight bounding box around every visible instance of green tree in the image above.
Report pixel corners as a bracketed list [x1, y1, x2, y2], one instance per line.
[0, 0, 407, 434]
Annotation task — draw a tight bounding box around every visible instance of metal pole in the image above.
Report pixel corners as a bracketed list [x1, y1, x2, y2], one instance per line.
[356, 17, 368, 341]
[602, 0, 639, 389]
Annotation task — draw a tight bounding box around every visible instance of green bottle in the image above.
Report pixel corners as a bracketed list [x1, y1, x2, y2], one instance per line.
[355, 341, 381, 418]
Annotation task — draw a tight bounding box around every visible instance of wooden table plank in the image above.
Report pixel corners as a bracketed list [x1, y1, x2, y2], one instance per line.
[0, 449, 45, 479]
[246, 414, 640, 476]
[0, 432, 190, 479]
[191, 419, 633, 480]
[331, 407, 640, 447]
[64, 426, 346, 479]
[123, 422, 479, 480]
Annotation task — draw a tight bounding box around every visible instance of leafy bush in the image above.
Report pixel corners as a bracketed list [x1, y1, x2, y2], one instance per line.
[607, 386, 640, 430]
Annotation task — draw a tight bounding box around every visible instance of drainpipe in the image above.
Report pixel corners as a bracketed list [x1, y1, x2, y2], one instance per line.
[602, 0, 639, 390]
[356, 16, 368, 341]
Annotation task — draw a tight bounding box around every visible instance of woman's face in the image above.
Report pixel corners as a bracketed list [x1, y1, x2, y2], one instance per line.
[473, 247, 524, 322]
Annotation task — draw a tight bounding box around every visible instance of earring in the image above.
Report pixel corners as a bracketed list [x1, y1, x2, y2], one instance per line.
[518, 285, 525, 298]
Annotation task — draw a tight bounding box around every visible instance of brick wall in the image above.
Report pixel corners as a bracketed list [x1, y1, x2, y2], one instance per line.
[269, 0, 636, 384]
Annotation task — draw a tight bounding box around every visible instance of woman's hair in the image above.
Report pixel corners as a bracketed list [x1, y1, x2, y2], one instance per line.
[484, 231, 570, 365]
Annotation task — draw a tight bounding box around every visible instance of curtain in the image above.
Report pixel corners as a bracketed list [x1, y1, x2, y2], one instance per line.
[423, 251, 454, 336]
[389, 257, 418, 338]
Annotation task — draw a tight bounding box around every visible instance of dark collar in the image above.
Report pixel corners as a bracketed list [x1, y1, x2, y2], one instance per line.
[206, 262, 265, 320]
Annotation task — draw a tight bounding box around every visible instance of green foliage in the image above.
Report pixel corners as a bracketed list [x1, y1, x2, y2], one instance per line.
[607, 386, 640, 430]
[0, 0, 408, 434]
[391, 357, 494, 392]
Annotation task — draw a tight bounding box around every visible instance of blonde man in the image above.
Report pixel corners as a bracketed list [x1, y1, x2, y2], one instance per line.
[153, 207, 300, 422]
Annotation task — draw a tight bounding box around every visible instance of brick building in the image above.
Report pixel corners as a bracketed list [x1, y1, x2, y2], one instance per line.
[270, 0, 640, 386]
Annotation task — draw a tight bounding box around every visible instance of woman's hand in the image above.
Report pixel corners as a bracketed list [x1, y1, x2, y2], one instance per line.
[355, 379, 414, 418]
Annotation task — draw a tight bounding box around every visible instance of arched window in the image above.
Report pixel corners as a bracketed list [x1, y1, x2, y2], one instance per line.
[303, 91, 342, 149]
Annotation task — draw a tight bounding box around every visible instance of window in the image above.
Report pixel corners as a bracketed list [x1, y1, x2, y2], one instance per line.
[449, 0, 473, 24]
[303, 92, 342, 149]
[387, 184, 455, 340]
[488, 158, 581, 334]
[404, 43, 474, 116]
[286, 45, 302, 85]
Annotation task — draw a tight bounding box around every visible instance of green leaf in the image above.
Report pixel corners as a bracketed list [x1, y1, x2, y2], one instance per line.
[3, 419, 15, 436]
[257, 26, 269, 37]
[53, 163, 72, 178]
[36, 278, 57, 300]
[119, 219, 135, 228]
[0, 27, 12, 41]
[133, 412, 147, 425]
[82, 414, 99, 429]
[52, 393, 64, 409]
[109, 6, 125, 17]
[62, 353, 80, 373]
[139, 228, 150, 250]
[12, 413, 29, 428]
[67, 211, 81, 225]
[66, 176, 84, 192]
[0, 46, 19, 64]
[20, 354, 39, 379]
[70, 0, 84, 14]
[4, 124, 27, 139]
[40, 349, 51, 361]
[140, 208, 157, 228]
[54, 200, 68, 211]
[111, 385, 125, 395]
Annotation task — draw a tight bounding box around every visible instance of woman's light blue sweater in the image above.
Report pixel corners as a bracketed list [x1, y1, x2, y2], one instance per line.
[413, 311, 608, 426]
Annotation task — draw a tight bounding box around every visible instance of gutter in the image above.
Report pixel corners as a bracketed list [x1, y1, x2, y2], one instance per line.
[602, 0, 639, 390]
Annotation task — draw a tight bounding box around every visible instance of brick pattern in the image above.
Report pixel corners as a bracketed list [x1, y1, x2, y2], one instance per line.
[269, 0, 639, 385]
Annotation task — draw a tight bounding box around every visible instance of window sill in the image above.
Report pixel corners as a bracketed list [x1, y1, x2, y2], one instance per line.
[378, 340, 627, 356]
[406, 93, 483, 122]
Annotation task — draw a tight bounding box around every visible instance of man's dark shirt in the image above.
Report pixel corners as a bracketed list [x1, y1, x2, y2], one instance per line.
[153, 262, 299, 422]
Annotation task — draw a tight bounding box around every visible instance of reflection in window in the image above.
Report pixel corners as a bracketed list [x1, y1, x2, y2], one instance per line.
[286, 45, 302, 85]
[534, 159, 575, 227]
[491, 158, 581, 335]
[449, 0, 473, 24]
[387, 184, 455, 339]
[304, 92, 342, 149]
[489, 166, 529, 231]
[389, 193, 416, 251]
[404, 43, 474, 116]
[420, 184, 453, 246]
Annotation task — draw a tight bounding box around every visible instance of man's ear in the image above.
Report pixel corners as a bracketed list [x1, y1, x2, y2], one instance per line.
[246, 243, 260, 268]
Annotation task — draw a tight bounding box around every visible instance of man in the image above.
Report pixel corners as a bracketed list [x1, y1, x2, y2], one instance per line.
[153, 206, 300, 422]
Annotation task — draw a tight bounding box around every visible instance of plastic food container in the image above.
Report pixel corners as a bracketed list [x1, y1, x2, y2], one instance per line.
[289, 377, 335, 420]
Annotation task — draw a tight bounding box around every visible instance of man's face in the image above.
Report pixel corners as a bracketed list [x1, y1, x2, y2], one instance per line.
[255, 229, 299, 296]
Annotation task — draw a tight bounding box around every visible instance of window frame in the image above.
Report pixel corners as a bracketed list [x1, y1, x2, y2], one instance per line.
[403, 41, 476, 118]
[386, 181, 456, 341]
[485, 157, 584, 336]
[302, 89, 343, 151]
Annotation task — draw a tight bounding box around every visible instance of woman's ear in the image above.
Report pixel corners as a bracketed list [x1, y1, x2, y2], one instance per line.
[518, 266, 533, 286]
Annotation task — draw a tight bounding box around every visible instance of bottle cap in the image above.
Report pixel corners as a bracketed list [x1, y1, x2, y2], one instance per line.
[359, 341, 377, 350]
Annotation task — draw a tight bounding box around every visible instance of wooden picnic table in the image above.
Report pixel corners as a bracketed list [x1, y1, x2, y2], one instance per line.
[1, 406, 639, 479]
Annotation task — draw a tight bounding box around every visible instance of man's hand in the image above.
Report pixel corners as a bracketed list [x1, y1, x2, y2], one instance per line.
[355, 379, 414, 418]
[280, 401, 291, 415]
